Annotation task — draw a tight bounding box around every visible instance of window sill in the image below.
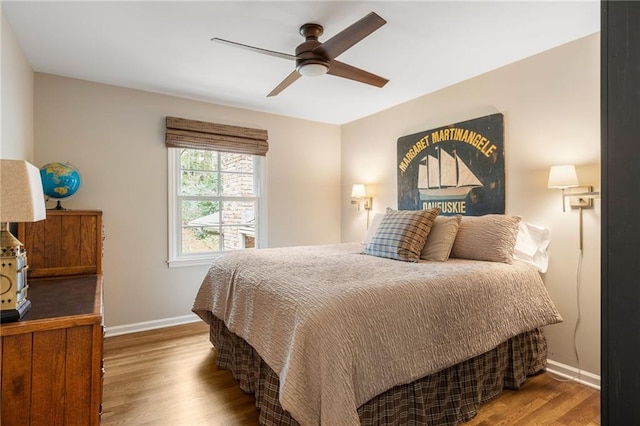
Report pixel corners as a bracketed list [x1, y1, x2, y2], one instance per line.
[167, 254, 222, 268]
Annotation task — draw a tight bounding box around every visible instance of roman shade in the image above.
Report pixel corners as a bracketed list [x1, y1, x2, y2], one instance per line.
[165, 116, 269, 156]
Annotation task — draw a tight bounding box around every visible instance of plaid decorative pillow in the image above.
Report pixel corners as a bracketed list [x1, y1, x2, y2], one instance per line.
[364, 208, 440, 262]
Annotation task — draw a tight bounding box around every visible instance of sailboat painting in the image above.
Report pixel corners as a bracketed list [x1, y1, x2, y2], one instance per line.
[417, 147, 483, 199]
[397, 113, 505, 216]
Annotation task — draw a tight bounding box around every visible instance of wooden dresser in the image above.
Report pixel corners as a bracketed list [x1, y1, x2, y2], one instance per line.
[1, 210, 104, 425]
[18, 210, 103, 278]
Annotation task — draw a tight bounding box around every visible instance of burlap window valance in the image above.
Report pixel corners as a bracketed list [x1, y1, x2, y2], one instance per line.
[165, 116, 268, 156]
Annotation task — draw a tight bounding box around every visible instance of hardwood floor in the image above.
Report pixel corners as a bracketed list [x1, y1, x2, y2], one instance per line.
[102, 322, 600, 425]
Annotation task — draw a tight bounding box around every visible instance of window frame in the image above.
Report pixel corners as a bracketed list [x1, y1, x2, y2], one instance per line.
[167, 147, 266, 267]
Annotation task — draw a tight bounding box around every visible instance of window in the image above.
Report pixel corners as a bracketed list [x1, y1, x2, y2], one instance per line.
[165, 117, 268, 267]
[168, 149, 263, 266]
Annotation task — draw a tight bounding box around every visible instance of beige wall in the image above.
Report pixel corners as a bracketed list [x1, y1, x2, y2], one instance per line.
[33, 74, 341, 328]
[1, 12, 34, 160]
[341, 34, 601, 376]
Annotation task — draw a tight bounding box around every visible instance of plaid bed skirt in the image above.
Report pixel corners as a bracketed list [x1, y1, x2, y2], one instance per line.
[208, 313, 547, 426]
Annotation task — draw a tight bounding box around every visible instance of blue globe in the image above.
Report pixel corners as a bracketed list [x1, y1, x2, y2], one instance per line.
[40, 162, 82, 200]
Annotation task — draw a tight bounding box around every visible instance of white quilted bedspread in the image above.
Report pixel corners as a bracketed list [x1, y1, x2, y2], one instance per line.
[192, 243, 562, 426]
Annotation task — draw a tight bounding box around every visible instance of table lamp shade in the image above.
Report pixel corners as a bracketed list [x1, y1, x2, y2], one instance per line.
[1, 159, 46, 223]
[1, 159, 45, 322]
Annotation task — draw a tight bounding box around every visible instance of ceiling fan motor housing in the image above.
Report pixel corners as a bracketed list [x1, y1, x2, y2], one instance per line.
[295, 23, 330, 72]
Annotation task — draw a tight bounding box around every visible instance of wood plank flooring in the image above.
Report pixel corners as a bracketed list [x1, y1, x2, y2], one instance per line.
[102, 322, 600, 425]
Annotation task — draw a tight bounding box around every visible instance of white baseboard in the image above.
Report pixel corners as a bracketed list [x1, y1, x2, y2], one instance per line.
[105, 313, 201, 337]
[546, 359, 601, 390]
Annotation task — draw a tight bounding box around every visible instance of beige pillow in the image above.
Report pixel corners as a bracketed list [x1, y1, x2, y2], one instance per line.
[450, 214, 521, 263]
[363, 208, 440, 262]
[420, 215, 462, 261]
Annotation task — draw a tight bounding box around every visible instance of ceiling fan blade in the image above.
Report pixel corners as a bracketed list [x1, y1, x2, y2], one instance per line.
[267, 70, 302, 97]
[314, 12, 386, 60]
[328, 60, 388, 88]
[212, 37, 295, 61]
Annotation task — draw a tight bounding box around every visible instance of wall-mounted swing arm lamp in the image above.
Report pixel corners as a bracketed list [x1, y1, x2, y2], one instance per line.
[351, 183, 373, 229]
[548, 164, 579, 212]
[350, 184, 372, 211]
[548, 164, 600, 250]
[547, 164, 600, 381]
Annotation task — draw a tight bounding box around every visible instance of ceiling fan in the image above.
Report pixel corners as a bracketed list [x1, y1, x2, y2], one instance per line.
[212, 12, 389, 97]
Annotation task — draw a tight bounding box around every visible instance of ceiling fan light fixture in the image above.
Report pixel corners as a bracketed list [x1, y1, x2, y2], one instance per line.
[298, 62, 329, 77]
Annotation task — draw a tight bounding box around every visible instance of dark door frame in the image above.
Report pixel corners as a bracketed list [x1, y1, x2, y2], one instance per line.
[600, 1, 640, 423]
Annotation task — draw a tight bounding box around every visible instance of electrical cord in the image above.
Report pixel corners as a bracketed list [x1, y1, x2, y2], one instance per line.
[550, 242, 583, 383]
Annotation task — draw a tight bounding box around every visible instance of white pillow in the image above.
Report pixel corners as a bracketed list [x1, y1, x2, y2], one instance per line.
[363, 213, 385, 245]
[513, 221, 550, 273]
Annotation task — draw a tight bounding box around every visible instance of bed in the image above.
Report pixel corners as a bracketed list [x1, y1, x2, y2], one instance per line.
[192, 212, 561, 425]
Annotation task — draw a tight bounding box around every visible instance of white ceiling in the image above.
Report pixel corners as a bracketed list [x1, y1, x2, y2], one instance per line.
[3, 1, 599, 125]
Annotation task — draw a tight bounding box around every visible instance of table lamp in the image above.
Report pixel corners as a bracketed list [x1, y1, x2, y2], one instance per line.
[1, 159, 46, 322]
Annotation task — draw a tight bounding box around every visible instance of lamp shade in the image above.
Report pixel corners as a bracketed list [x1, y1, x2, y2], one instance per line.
[351, 184, 366, 198]
[548, 165, 579, 189]
[0, 159, 46, 223]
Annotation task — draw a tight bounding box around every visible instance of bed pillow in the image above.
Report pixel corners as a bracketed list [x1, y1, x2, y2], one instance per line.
[362, 212, 385, 245]
[450, 214, 521, 263]
[363, 208, 440, 262]
[513, 221, 550, 272]
[420, 215, 462, 261]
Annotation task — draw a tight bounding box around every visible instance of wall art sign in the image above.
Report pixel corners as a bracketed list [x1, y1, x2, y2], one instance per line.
[397, 113, 505, 215]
